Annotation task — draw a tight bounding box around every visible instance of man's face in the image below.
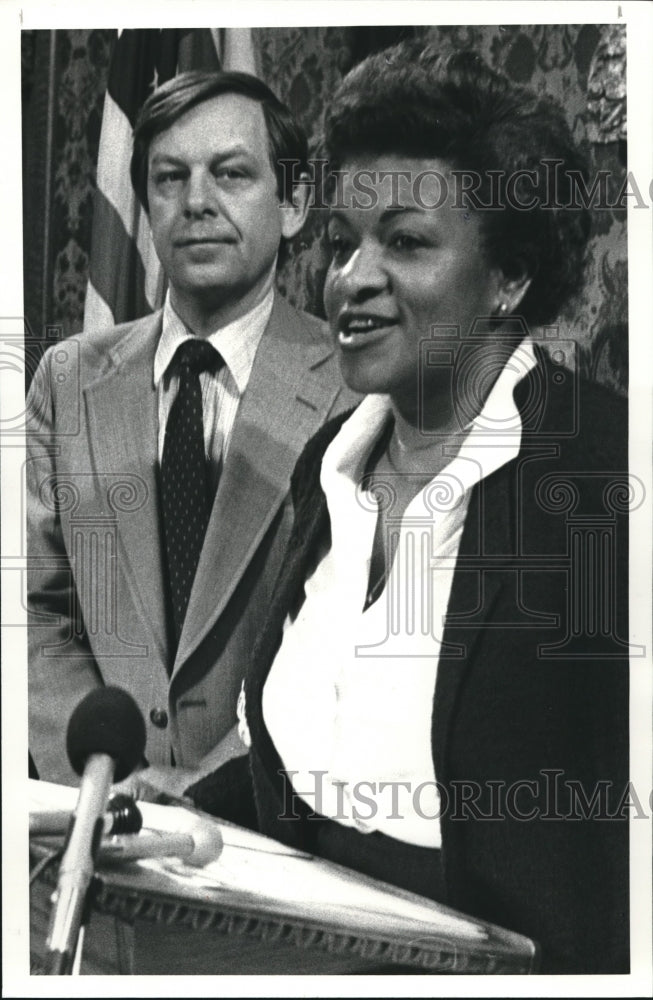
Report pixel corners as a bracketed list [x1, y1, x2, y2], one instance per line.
[147, 93, 298, 326]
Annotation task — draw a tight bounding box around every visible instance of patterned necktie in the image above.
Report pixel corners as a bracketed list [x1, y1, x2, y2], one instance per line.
[160, 338, 223, 650]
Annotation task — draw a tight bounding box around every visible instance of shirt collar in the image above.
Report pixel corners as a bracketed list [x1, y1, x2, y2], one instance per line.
[153, 287, 275, 393]
[468, 336, 537, 434]
[321, 337, 538, 493]
[454, 336, 537, 485]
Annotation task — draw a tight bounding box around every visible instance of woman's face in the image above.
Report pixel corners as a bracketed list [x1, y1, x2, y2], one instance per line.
[324, 155, 506, 417]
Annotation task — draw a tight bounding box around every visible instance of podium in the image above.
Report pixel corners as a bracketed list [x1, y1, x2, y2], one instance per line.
[29, 783, 538, 975]
[30, 846, 431, 974]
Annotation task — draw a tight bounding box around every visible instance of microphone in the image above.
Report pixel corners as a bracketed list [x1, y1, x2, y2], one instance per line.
[30, 793, 143, 838]
[46, 687, 146, 975]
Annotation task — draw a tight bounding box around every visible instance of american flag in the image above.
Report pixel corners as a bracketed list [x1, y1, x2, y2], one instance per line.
[83, 28, 256, 334]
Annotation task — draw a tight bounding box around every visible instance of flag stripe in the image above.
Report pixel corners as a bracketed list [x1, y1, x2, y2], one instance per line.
[137, 211, 167, 311]
[83, 282, 116, 334]
[85, 29, 180, 332]
[178, 28, 222, 72]
[94, 93, 138, 227]
[87, 187, 151, 323]
[93, 90, 163, 308]
[108, 30, 181, 125]
[222, 28, 257, 74]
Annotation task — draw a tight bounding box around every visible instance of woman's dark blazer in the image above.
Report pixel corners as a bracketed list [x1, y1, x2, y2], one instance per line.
[195, 348, 630, 974]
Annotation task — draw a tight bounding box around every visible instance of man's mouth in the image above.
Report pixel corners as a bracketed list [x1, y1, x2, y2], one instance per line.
[175, 236, 235, 247]
[337, 312, 397, 347]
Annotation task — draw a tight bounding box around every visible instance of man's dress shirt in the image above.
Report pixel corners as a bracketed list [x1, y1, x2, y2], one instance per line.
[154, 289, 274, 492]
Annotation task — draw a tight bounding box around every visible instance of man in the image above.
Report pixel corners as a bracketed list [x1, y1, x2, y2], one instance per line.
[27, 71, 356, 794]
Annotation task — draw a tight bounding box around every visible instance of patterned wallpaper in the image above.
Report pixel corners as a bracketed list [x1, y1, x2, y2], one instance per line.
[22, 24, 627, 393]
[23, 29, 114, 352]
[261, 24, 628, 395]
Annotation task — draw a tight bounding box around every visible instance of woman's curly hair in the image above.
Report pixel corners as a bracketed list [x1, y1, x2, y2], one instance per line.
[323, 42, 592, 326]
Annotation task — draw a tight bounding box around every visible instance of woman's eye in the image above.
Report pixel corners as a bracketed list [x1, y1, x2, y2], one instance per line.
[390, 233, 423, 252]
[327, 234, 353, 262]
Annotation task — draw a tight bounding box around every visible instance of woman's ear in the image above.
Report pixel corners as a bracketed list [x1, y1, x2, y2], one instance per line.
[279, 176, 311, 240]
[495, 258, 533, 316]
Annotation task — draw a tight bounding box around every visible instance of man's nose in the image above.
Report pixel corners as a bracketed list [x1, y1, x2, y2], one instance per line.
[183, 169, 218, 217]
[339, 243, 389, 300]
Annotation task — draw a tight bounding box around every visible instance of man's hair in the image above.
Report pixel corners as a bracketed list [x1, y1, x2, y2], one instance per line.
[131, 70, 308, 212]
[323, 43, 592, 326]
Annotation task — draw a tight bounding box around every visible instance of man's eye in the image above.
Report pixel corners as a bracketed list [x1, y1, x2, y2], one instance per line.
[154, 171, 184, 186]
[214, 168, 246, 180]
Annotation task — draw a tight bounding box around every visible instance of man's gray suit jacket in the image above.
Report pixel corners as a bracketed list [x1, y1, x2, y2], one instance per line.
[27, 292, 357, 784]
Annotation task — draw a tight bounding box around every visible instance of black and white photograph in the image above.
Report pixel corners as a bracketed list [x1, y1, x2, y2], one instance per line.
[2, 1, 652, 994]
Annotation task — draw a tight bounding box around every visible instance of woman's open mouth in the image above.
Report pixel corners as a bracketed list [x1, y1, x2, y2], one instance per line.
[337, 312, 397, 348]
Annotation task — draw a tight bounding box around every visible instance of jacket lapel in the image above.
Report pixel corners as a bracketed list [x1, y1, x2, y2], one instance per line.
[173, 295, 347, 673]
[432, 353, 548, 775]
[432, 466, 513, 774]
[84, 312, 169, 666]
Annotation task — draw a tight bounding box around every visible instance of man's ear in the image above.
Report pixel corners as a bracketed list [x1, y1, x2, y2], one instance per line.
[279, 177, 311, 240]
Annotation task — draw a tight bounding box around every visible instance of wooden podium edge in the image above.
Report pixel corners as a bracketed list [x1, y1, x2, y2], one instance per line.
[30, 845, 537, 974]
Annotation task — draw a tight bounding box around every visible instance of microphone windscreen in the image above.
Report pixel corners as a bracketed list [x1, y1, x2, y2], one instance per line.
[66, 687, 147, 781]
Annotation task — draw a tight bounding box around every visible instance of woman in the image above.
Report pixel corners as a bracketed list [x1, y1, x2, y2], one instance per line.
[191, 44, 629, 974]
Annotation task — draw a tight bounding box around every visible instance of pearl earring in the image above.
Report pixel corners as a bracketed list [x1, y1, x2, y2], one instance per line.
[499, 303, 508, 314]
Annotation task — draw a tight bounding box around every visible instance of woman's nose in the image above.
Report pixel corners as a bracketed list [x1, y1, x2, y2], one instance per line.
[338, 243, 389, 300]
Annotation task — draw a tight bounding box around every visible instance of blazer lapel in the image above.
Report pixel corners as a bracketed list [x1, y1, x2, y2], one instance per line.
[433, 351, 556, 772]
[84, 312, 169, 665]
[173, 295, 346, 673]
[433, 467, 512, 771]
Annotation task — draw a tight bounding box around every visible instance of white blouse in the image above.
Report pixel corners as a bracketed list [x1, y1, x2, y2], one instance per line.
[263, 339, 537, 848]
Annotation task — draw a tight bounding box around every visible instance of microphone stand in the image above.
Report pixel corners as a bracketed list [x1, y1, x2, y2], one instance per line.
[45, 755, 113, 974]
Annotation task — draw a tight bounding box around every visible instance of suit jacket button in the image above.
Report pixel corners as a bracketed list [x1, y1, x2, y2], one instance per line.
[150, 708, 168, 729]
